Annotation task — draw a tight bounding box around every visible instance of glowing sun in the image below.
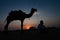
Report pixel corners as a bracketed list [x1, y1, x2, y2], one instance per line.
[25, 24, 31, 30]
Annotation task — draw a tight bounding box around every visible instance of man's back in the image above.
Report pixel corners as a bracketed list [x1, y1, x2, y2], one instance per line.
[37, 20, 45, 31]
[38, 24, 45, 30]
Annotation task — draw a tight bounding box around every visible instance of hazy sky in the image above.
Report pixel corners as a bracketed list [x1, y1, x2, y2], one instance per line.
[0, 0, 60, 30]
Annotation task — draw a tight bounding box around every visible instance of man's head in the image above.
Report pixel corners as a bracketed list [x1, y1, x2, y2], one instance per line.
[40, 20, 43, 25]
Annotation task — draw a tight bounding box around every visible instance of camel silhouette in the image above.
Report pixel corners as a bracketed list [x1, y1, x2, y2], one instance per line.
[4, 8, 37, 31]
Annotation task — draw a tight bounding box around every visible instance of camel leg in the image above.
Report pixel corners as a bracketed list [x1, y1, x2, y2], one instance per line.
[4, 21, 10, 31]
[21, 20, 24, 35]
[21, 20, 24, 31]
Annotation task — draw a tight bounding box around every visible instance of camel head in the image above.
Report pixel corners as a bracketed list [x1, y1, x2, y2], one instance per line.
[31, 8, 37, 13]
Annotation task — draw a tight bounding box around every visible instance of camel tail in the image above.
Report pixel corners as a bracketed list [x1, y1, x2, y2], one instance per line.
[4, 19, 6, 23]
[4, 16, 9, 23]
[4, 18, 7, 23]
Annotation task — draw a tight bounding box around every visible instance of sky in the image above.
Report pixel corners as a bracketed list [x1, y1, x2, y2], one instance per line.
[0, 0, 60, 30]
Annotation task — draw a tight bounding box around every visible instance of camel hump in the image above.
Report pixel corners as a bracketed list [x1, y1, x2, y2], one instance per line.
[8, 10, 25, 16]
[9, 10, 18, 16]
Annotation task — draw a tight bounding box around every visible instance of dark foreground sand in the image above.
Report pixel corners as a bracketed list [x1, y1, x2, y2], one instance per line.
[0, 28, 60, 40]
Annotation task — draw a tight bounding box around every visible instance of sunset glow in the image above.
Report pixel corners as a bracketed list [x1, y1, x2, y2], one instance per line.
[25, 24, 31, 30]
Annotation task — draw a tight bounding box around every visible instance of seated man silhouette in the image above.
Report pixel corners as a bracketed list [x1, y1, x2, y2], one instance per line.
[38, 20, 45, 31]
